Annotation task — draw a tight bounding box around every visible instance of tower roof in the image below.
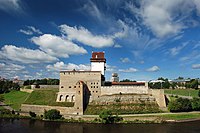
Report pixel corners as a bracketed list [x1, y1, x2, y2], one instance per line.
[90, 52, 106, 62]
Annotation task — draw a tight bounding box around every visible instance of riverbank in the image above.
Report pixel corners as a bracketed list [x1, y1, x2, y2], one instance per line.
[1, 110, 200, 124]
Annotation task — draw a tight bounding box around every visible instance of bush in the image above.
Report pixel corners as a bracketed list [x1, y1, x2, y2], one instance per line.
[191, 97, 200, 111]
[168, 97, 192, 112]
[29, 111, 36, 118]
[44, 109, 62, 120]
[198, 90, 200, 97]
[0, 109, 11, 115]
[99, 110, 122, 124]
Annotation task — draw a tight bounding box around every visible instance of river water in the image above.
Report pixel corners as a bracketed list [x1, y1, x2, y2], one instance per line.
[0, 118, 200, 133]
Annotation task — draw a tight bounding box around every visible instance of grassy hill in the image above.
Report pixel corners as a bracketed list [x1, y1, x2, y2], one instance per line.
[24, 90, 74, 107]
[1, 90, 30, 110]
[164, 89, 199, 97]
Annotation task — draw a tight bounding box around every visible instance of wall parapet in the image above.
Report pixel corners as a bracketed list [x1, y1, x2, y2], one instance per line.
[100, 86, 148, 96]
[20, 104, 82, 117]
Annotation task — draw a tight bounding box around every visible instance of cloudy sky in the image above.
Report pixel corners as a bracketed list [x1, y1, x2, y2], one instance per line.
[1, 0, 200, 81]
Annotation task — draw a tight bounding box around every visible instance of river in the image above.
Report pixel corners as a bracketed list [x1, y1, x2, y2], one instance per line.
[0, 118, 200, 133]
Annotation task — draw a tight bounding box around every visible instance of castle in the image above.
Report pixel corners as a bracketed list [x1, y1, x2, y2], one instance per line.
[55, 52, 165, 115]
[21, 52, 166, 116]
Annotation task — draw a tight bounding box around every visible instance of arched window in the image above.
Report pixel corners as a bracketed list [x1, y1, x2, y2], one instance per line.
[59, 95, 63, 101]
[71, 95, 75, 102]
[65, 95, 69, 102]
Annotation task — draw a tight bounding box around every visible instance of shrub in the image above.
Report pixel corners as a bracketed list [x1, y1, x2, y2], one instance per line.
[168, 97, 192, 112]
[0, 95, 4, 102]
[29, 111, 36, 118]
[191, 97, 200, 111]
[99, 110, 122, 124]
[198, 90, 200, 97]
[0, 109, 11, 115]
[44, 109, 62, 120]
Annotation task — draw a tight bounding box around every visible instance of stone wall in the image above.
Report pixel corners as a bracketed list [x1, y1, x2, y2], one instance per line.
[31, 85, 59, 90]
[149, 89, 166, 108]
[21, 104, 81, 116]
[92, 94, 156, 105]
[100, 86, 148, 96]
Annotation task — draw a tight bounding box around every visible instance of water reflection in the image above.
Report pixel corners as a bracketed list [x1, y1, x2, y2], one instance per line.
[0, 118, 200, 133]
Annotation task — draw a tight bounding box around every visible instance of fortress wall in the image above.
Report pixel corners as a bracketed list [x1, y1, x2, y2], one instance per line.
[148, 89, 166, 108]
[21, 104, 82, 116]
[92, 94, 156, 105]
[100, 86, 148, 96]
[31, 85, 59, 90]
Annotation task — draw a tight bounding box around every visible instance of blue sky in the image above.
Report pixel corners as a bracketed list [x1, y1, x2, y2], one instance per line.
[1, 0, 200, 81]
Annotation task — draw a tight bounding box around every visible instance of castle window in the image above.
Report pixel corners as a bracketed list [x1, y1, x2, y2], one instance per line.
[93, 91, 94, 93]
[96, 91, 98, 93]
[97, 82, 98, 85]
[78, 91, 80, 94]
[97, 86, 98, 88]
[94, 86, 95, 88]
[77, 107, 79, 109]
[61, 86, 64, 88]
[71, 95, 75, 102]
[91, 86, 93, 88]
[69, 86, 71, 88]
[59, 95, 63, 101]
[94, 83, 95, 85]
[74, 86, 76, 88]
[91, 83, 93, 85]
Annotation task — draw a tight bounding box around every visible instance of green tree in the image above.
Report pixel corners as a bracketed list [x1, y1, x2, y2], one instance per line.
[99, 110, 122, 124]
[191, 98, 200, 111]
[44, 109, 62, 120]
[168, 98, 192, 112]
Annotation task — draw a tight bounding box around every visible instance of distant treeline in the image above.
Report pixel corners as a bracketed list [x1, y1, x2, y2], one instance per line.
[23, 79, 59, 86]
[149, 77, 199, 89]
[0, 80, 20, 94]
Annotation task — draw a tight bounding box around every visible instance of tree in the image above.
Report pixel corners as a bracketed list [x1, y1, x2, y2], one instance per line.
[168, 98, 192, 112]
[44, 109, 62, 120]
[191, 98, 200, 111]
[99, 110, 122, 124]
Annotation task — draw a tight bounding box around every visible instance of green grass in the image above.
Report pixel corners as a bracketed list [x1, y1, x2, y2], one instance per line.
[161, 113, 200, 120]
[1, 90, 30, 111]
[164, 89, 199, 97]
[84, 103, 161, 115]
[24, 90, 74, 107]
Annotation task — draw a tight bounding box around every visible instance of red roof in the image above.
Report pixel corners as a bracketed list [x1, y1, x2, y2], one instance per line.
[90, 52, 106, 62]
[112, 82, 145, 86]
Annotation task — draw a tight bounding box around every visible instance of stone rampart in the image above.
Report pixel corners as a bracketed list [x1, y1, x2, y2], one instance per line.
[20, 104, 81, 116]
[149, 89, 166, 107]
[92, 94, 156, 105]
[31, 85, 59, 90]
[101, 86, 148, 96]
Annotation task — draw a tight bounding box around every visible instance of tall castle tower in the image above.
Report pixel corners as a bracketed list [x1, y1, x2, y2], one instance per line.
[90, 52, 106, 76]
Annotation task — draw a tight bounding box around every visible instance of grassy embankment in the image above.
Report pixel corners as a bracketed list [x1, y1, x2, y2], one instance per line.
[1, 90, 30, 110]
[1, 89, 74, 111]
[24, 89, 74, 107]
[164, 89, 199, 97]
[84, 103, 161, 115]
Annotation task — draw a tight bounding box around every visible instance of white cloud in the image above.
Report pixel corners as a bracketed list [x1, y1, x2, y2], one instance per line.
[119, 67, 138, 73]
[106, 64, 117, 72]
[46, 62, 91, 71]
[0, 63, 25, 71]
[0, 0, 24, 14]
[169, 42, 188, 56]
[114, 44, 122, 48]
[192, 64, 200, 69]
[19, 26, 43, 35]
[31, 34, 87, 58]
[19, 29, 33, 35]
[0, 45, 58, 64]
[120, 58, 131, 63]
[146, 66, 160, 72]
[59, 24, 114, 48]
[126, 0, 200, 38]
